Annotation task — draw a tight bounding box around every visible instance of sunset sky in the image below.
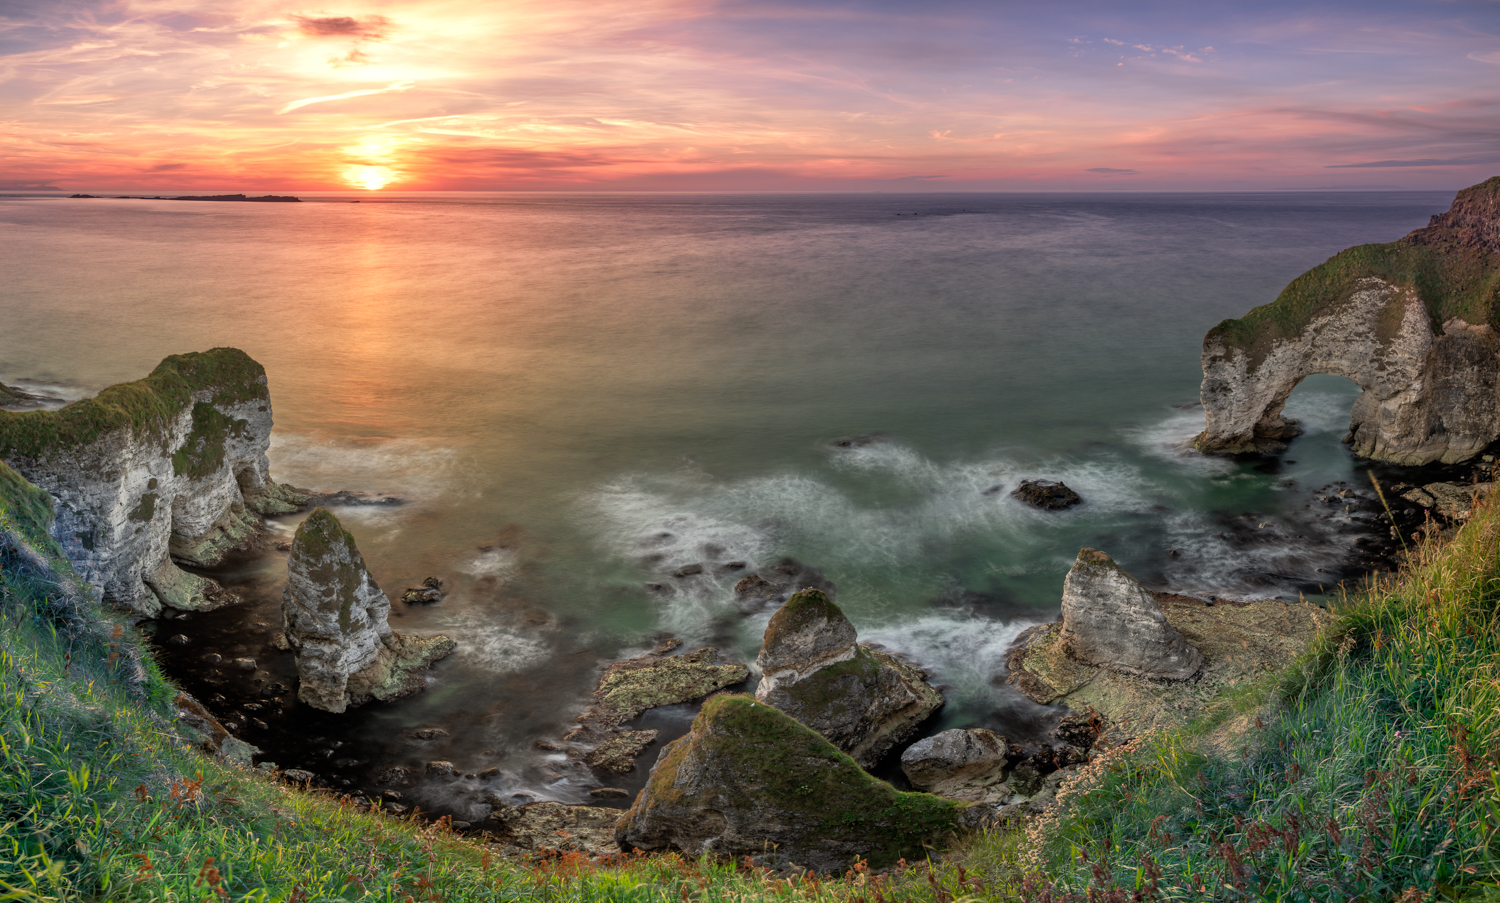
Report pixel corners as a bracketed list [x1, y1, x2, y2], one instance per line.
[2, 0, 1498, 192]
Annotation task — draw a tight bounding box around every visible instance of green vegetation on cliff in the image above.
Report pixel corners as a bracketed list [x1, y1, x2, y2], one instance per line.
[0, 348, 266, 462]
[1208, 177, 1500, 368]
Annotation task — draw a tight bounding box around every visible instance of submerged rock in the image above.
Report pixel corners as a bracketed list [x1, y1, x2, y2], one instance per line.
[1058, 549, 1203, 681]
[1194, 177, 1500, 464]
[1008, 479, 1083, 510]
[754, 589, 943, 768]
[0, 348, 310, 616]
[616, 694, 961, 872]
[282, 508, 455, 713]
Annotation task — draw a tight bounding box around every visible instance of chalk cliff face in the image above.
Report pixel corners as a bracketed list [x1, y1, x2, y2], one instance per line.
[1195, 177, 1500, 464]
[0, 349, 307, 617]
[282, 507, 455, 713]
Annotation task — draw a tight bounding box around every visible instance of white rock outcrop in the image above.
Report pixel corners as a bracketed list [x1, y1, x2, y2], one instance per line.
[282, 507, 454, 713]
[0, 349, 306, 617]
[1059, 548, 1203, 681]
[1194, 177, 1500, 464]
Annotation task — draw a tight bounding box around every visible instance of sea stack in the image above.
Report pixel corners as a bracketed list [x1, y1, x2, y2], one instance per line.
[282, 507, 455, 713]
[1193, 176, 1500, 464]
[1059, 548, 1202, 680]
[753, 588, 942, 768]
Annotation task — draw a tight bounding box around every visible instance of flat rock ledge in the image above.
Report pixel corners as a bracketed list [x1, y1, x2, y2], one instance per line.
[1402, 481, 1494, 523]
[1009, 593, 1332, 741]
[754, 588, 943, 769]
[617, 694, 961, 873]
[283, 507, 454, 713]
[561, 639, 749, 775]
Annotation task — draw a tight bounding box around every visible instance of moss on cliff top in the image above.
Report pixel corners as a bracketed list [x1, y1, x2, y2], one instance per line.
[636, 694, 959, 868]
[0, 382, 27, 407]
[1207, 178, 1500, 370]
[0, 348, 267, 462]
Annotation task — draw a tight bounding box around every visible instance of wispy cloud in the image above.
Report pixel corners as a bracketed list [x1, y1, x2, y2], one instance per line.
[1087, 167, 1140, 174]
[276, 81, 416, 115]
[1327, 156, 1500, 168]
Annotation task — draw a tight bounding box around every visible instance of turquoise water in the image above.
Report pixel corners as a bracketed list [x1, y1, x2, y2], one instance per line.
[0, 190, 1451, 811]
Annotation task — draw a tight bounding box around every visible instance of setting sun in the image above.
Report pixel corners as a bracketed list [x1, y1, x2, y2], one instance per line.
[348, 166, 393, 190]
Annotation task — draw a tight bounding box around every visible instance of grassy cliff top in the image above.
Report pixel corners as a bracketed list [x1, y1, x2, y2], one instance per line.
[1207, 177, 1500, 369]
[0, 347, 267, 462]
[764, 587, 850, 642]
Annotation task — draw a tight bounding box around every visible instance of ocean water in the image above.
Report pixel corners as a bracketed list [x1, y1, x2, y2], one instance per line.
[0, 190, 1453, 812]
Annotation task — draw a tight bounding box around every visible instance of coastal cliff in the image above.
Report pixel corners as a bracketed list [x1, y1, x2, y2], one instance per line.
[0, 348, 306, 616]
[1194, 176, 1500, 463]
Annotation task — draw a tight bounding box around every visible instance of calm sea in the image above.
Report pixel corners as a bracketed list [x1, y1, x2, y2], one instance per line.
[0, 190, 1452, 812]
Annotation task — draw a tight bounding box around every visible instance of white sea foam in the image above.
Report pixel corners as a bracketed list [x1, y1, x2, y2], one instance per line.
[1120, 405, 1235, 473]
[461, 547, 520, 580]
[268, 432, 465, 501]
[429, 608, 551, 674]
[862, 613, 1038, 708]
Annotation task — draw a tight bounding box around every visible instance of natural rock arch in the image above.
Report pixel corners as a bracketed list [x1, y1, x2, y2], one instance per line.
[1194, 177, 1500, 464]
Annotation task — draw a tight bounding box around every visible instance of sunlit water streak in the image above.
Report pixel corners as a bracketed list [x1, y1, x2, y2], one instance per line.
[0, 190, 1449, 813]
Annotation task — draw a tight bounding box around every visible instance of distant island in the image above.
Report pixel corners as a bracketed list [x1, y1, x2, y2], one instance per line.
[68, 193, 301, 202]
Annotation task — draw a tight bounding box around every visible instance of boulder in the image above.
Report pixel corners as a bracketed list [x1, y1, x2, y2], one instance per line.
[0, 349, 310, 616]
[282, 507, 455, 713]
[754, 589, 943, 768]
[1194, 177, 1500, 464]
[616, 694, 961, 872]
[1058, 549, 1203, 680]
[1009, 479, 1083, 510]
[900, 729, 1011, 797]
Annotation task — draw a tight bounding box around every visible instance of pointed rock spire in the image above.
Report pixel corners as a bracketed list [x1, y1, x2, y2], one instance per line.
[1059, 548, 1202, 680]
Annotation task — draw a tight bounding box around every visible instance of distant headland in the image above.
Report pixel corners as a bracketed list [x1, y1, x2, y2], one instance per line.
[67, 193, 301, 202]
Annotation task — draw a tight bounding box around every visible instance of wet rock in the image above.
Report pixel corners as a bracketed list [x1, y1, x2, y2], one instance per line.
[232, 657, 258, 672]
[426, 760, 457, 776]
[477, 767, 500, 779]
[1058, 548, 1203, 680]
[202, 653, 222, 665]
[282, 508, 455, 713]
[590, 787, 630, 799]
[491, 802, 620, 855]
[401, 587, 443, 604]
[754, 589, 943, 768]
[900, 729, 1011, 798]
[584, 730, 659, 773]
[283, 769, 315, 783]
[1009, 479, 1083, 511]
[261, 682, 288, 698]
[1402, 481, 1494, 522]
[617, 694, 960, 872]
[671, 563, 704, 578]
[410, 727, 450, 741]
[373, 767, 412, 786]
[167, 634, 191, 646]
[561, 642, 749, 775]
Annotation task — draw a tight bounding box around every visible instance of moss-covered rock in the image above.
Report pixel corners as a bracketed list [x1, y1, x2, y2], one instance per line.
[754, 589, 943, 768]
[1195, 177, 1500, 463]
[616, 694, 962, 872]
[595, 646, 749, 721]
[0, 348, 308, 615]
[282, 508, 455, 713]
